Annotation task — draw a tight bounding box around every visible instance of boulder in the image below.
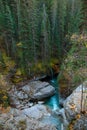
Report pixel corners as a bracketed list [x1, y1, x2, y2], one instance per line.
[28, 81, 49, 93]
[32, 85, 55, 100]
[64, 83, 87, 122]
[22, 85, 31, 94]
[0, 106, 59, 130]
[8, 80, 55, 108]
[22, 104, 49, 119]
[73, 115, 87, 130]
[15, 91, 28, 100]
[63, 82, 87, 130]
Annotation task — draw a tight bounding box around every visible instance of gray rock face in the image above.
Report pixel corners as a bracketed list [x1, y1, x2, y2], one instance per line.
[74, 115, 87, 130]
[0, 105, 58, 130]
[22, 85, 31, 94]
[22, 104, 49, 119]
[28, 81, 56, 100]
[8, 81, 55, 108]
[32, 85, 55, 100]
[63, 82, 87, 130]
[64, 83, 87, 122]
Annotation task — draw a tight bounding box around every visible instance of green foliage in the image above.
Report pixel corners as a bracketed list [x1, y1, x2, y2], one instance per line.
[0, 0, 86, 77]
[66, 0, 83, 35]
[0, 74, 10, 108]
[58, 34, 87, 93]
[0, 90, 9, 108]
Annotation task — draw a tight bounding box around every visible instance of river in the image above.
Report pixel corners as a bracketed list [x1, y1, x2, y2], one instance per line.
[41, 76, 62, 130]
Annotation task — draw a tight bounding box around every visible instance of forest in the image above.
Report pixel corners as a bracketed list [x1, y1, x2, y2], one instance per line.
[0, 0, 86, 77]
[0, 0, 87, 130]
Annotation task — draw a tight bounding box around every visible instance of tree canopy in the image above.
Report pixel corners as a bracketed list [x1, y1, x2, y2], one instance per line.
[0, 0, 86, 78]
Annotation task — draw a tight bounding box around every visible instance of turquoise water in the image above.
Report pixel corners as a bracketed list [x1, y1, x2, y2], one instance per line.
[43, 77, 61, 130]
[45, 77, 60, 110]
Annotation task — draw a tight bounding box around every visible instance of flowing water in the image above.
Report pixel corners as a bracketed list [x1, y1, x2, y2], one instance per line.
[42, 77, 62, 130]
[45, 77, 60, 110]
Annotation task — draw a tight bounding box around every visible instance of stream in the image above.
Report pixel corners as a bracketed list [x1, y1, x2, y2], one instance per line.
[45, 77, 60, 110]
[41, 76, 62, 130]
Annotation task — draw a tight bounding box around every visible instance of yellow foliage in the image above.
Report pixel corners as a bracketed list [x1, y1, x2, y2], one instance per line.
[16, 42, 22, 47]
[37, 63, 42, 70]
[85, 42, 87, 48]
[0, 74, 8, 89]
[12, 78, 22, 83]
[15, 69, 22, 76]
[71, 34, 78, 40]
[12, 74, 23, 83]
[76, 114, 81, 119]
[69, 124, 73, 130]
[69, 104, 76, 110]
[49, 62, 54, 67]
[32, 62, 46, 74]
[0, 88, 9, 108]
[2, 95, 8, 100]
[2, 53, 15, 72]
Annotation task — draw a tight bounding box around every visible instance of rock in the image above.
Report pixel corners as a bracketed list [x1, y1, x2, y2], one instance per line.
[32, 85, 55, 100]
[16, 91, 28, 100]
[59, 109, 69, 128]
[29, 81, 49, 93]
[28, 102, 33, 107]
[9, 95, 20, 107]
[74, 115, 87, 130]
[64, 83, 87, 122]
[0, 106, 59, 130]
[38, 101, 44, 104]
[59, 98, 65, 107]
[8, 80, 55, 108]
[9, 108, 22, 117]
[22, 85, 31, 94]
[22, 104, 49, 119]
[26, 118, 58, 130]
[63, 82, 87, 130]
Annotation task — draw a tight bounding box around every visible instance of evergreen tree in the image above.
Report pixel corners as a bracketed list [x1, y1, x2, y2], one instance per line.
[0, 0, 86, 76]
